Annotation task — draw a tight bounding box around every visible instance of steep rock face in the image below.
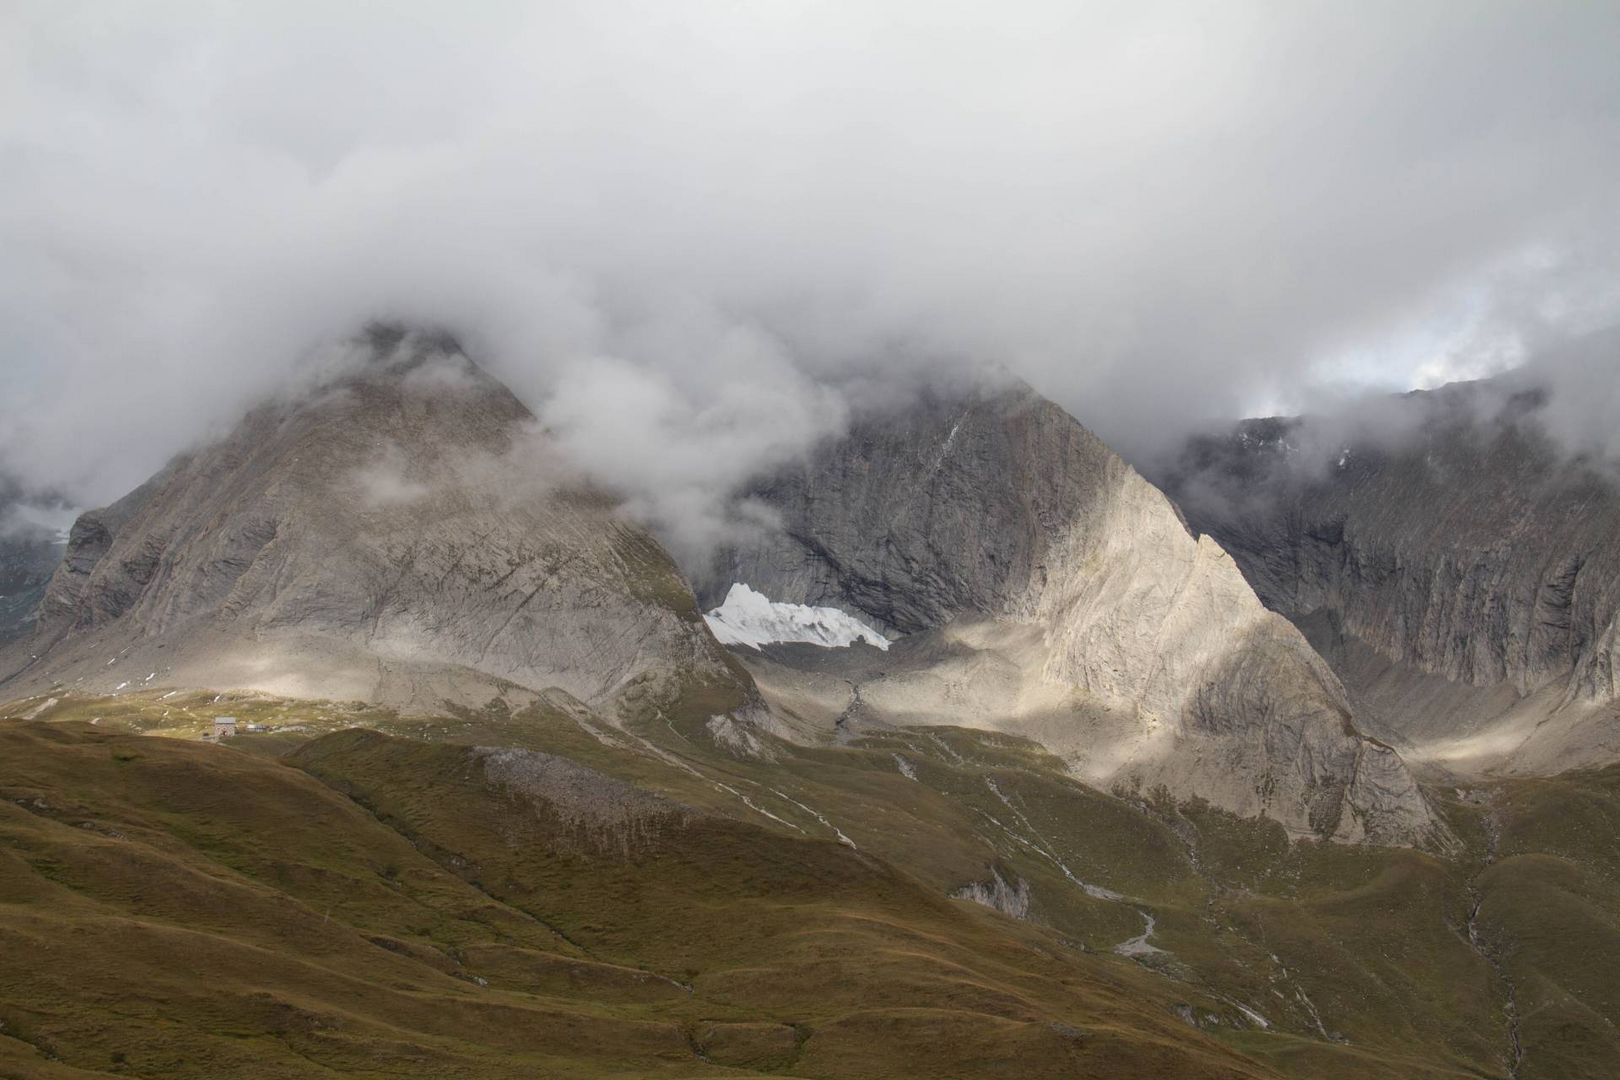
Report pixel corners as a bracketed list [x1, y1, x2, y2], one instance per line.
[702, 381, 1439, 844]
[1159, 381, 1620, 775]
[702, 388, 1114, 635]
[2, 333, 745, 715]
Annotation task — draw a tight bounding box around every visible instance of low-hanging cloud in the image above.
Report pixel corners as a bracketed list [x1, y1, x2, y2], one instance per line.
[540, 319, 850, 564]
[3, 1, 1618, 532]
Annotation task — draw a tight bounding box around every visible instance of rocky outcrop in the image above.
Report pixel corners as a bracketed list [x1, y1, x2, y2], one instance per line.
[953, 869, 1032, 919]
[1159, 380, 1620, 775]
[1, 330, 747, 716]
[701, 379, 1441, 844]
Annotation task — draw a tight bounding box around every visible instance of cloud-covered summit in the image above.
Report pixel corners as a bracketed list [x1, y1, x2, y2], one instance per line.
[4, 1, 1617, 525]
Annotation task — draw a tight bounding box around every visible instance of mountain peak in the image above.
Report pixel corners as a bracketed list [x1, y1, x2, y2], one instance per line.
[1, 349, 746, 718]
[360, 319, 465, 359]
[701, 379, 1443, 844]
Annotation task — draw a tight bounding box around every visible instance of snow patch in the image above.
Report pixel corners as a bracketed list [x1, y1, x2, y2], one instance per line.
[704, 583, 889, 651]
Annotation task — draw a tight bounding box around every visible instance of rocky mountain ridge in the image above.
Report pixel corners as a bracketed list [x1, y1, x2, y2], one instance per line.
[1, 338, 1440, 844]
[701, 380, 1441, 844]
[1158, 377, 1620, 776]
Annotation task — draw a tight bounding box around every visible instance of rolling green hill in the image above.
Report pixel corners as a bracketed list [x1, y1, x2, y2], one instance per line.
[3, 689, 1619, 1078]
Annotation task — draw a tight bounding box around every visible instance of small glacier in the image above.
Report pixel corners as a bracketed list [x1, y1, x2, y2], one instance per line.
[704, 583, 890, 651]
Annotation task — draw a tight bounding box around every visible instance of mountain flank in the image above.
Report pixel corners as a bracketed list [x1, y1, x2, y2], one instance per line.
[701, 380, 1440, 844]
[0, 330, 746, 721]
[1159, 377, 1620, 778]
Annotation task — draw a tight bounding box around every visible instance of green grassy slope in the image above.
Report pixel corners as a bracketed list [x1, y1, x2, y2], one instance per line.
[1477, 769, 1620, 1080]
[5, 687, 1620, 1078]
[0, 718, 1265, 1079]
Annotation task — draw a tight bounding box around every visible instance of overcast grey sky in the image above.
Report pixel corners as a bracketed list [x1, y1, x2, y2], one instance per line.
[4, 1, 1618, 528]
